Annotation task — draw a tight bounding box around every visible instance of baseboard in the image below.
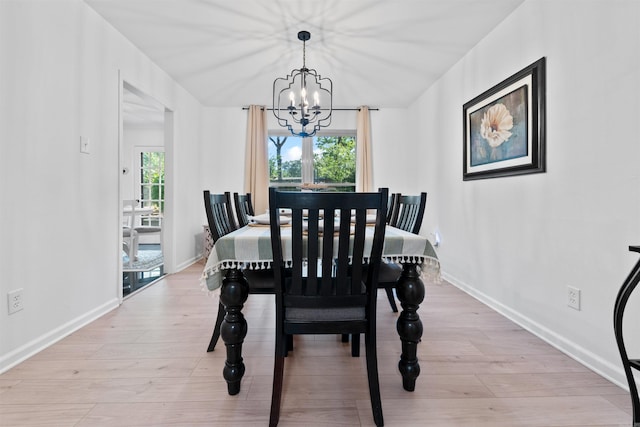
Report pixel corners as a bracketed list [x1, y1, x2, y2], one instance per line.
[174, 255, 201, 273]
[441, 271, 629, 391]
[0, 298, 120, 374]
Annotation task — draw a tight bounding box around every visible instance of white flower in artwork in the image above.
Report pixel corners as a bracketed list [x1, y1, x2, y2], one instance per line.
[480, 103, 514, 148]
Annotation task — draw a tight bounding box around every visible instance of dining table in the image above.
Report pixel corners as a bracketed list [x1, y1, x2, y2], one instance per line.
[201, 222, 439, 395]
[123, 205, 154, 220]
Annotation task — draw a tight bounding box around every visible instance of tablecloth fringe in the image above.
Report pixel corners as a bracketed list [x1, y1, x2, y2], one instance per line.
[200, 259, 273, 296]
[200, 255, 441, 296]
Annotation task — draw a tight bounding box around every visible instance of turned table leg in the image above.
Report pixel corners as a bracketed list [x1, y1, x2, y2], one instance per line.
[219, 268, 250, 395]
[395, 263, 425, 391]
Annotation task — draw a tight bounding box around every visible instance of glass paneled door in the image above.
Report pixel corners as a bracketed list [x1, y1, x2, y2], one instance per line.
[136, 148, 165, 228]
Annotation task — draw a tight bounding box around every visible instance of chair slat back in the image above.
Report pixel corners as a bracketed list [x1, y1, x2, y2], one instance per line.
[233, 192, 254, 227]
[386, 193, 399, 224]
[390, 192, 427, 235]
[269, 188, 388, 311]
[203, 191, 237, 243]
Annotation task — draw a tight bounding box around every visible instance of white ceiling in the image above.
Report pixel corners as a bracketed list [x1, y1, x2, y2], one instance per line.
[86, 0, 524, 109]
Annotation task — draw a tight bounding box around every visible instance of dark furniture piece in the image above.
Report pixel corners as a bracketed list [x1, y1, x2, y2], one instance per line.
[614, 245, 640, 426]
[386, 192, 399, 224]
[204, 191, 237, 241]
[267, 187, 388, 427]
[203, 190, 273, 352]
[380, 192, 427, 312]
[209, 211, 432, 396]
[389, 192, 427, 234]
[233, 192, 254, 227]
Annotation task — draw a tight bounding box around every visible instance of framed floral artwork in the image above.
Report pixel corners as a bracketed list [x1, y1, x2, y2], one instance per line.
[463, 57, 546, 180]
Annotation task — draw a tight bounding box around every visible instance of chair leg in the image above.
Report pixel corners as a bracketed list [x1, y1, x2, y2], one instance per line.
[365, 330, 384, 426]
[285, 334, 293, 355]
[341, 334, 349, 343]
[132, 232, 140, 262]
[384, 286, 398, 312]
[130, 272, 138, 290]
[206, 301, 225, 352]
[270, 336, 286, 427]
[351, 334, 360, 357]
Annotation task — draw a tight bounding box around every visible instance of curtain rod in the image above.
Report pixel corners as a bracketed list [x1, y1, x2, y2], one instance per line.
[242, 107, 378, 111]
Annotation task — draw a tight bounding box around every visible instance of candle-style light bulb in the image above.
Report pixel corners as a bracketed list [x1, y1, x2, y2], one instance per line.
[289, 92, 295, 107]
[313, 91, 319, 107]
[300, 87, 307, 103]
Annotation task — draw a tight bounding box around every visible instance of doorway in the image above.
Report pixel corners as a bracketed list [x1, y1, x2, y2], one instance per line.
[120, 81, 169, 296]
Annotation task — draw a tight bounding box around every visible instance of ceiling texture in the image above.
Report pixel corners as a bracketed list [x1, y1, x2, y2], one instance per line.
[86, 0, 524, 109]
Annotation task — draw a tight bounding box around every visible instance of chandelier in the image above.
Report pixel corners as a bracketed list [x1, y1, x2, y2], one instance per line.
[272, 31, 332, 137]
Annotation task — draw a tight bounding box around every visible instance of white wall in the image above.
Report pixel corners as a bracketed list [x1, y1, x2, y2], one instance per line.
[0, 0, 204, 372]
[370, 108, 415, 193]
[415, 0, 640, 387]
[200, 107, 248, 196]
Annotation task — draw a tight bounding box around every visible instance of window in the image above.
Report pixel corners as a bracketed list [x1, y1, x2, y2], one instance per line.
[268, 132, 356, 191]
[136, 149, 164, 226]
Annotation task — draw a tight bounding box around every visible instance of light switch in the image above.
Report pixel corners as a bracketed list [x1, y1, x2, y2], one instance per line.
[80, 136, 90, 154]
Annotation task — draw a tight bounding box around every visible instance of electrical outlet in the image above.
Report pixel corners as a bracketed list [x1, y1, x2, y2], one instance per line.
[7, 288, 24, 314]
[568, 286, 581, 311]
[431, 231, 441, 247]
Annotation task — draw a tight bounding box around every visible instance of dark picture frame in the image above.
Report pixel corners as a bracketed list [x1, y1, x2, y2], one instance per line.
[463, 57, 546, 180]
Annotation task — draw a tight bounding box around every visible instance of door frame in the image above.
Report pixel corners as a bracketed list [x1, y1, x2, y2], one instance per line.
[118, 73, 175, 301]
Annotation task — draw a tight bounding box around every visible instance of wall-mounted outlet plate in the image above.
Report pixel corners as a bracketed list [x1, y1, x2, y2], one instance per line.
[7, 288, 23, 314]
[568, 286, 581, 311]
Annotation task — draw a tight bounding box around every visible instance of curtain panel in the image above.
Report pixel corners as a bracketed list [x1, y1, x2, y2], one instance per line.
[244, 105, 269, 214]
[356, 106, 373, 192]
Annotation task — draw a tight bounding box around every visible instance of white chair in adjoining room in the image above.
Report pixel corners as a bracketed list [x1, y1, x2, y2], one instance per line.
[122, 199, 139, 267]
[122, 199, 163, 266]
[133, 213, 163, 256]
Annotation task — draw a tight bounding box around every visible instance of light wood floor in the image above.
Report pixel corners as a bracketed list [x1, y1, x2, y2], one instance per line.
[0, 262, 633, 426]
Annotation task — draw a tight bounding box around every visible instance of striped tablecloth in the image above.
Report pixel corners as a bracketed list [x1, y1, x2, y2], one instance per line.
[201, 224, 439, 292]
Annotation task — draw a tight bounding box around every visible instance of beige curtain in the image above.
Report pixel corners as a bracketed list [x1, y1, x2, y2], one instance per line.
[244, 105, 269, 214]
[356, 106, 373, 192]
